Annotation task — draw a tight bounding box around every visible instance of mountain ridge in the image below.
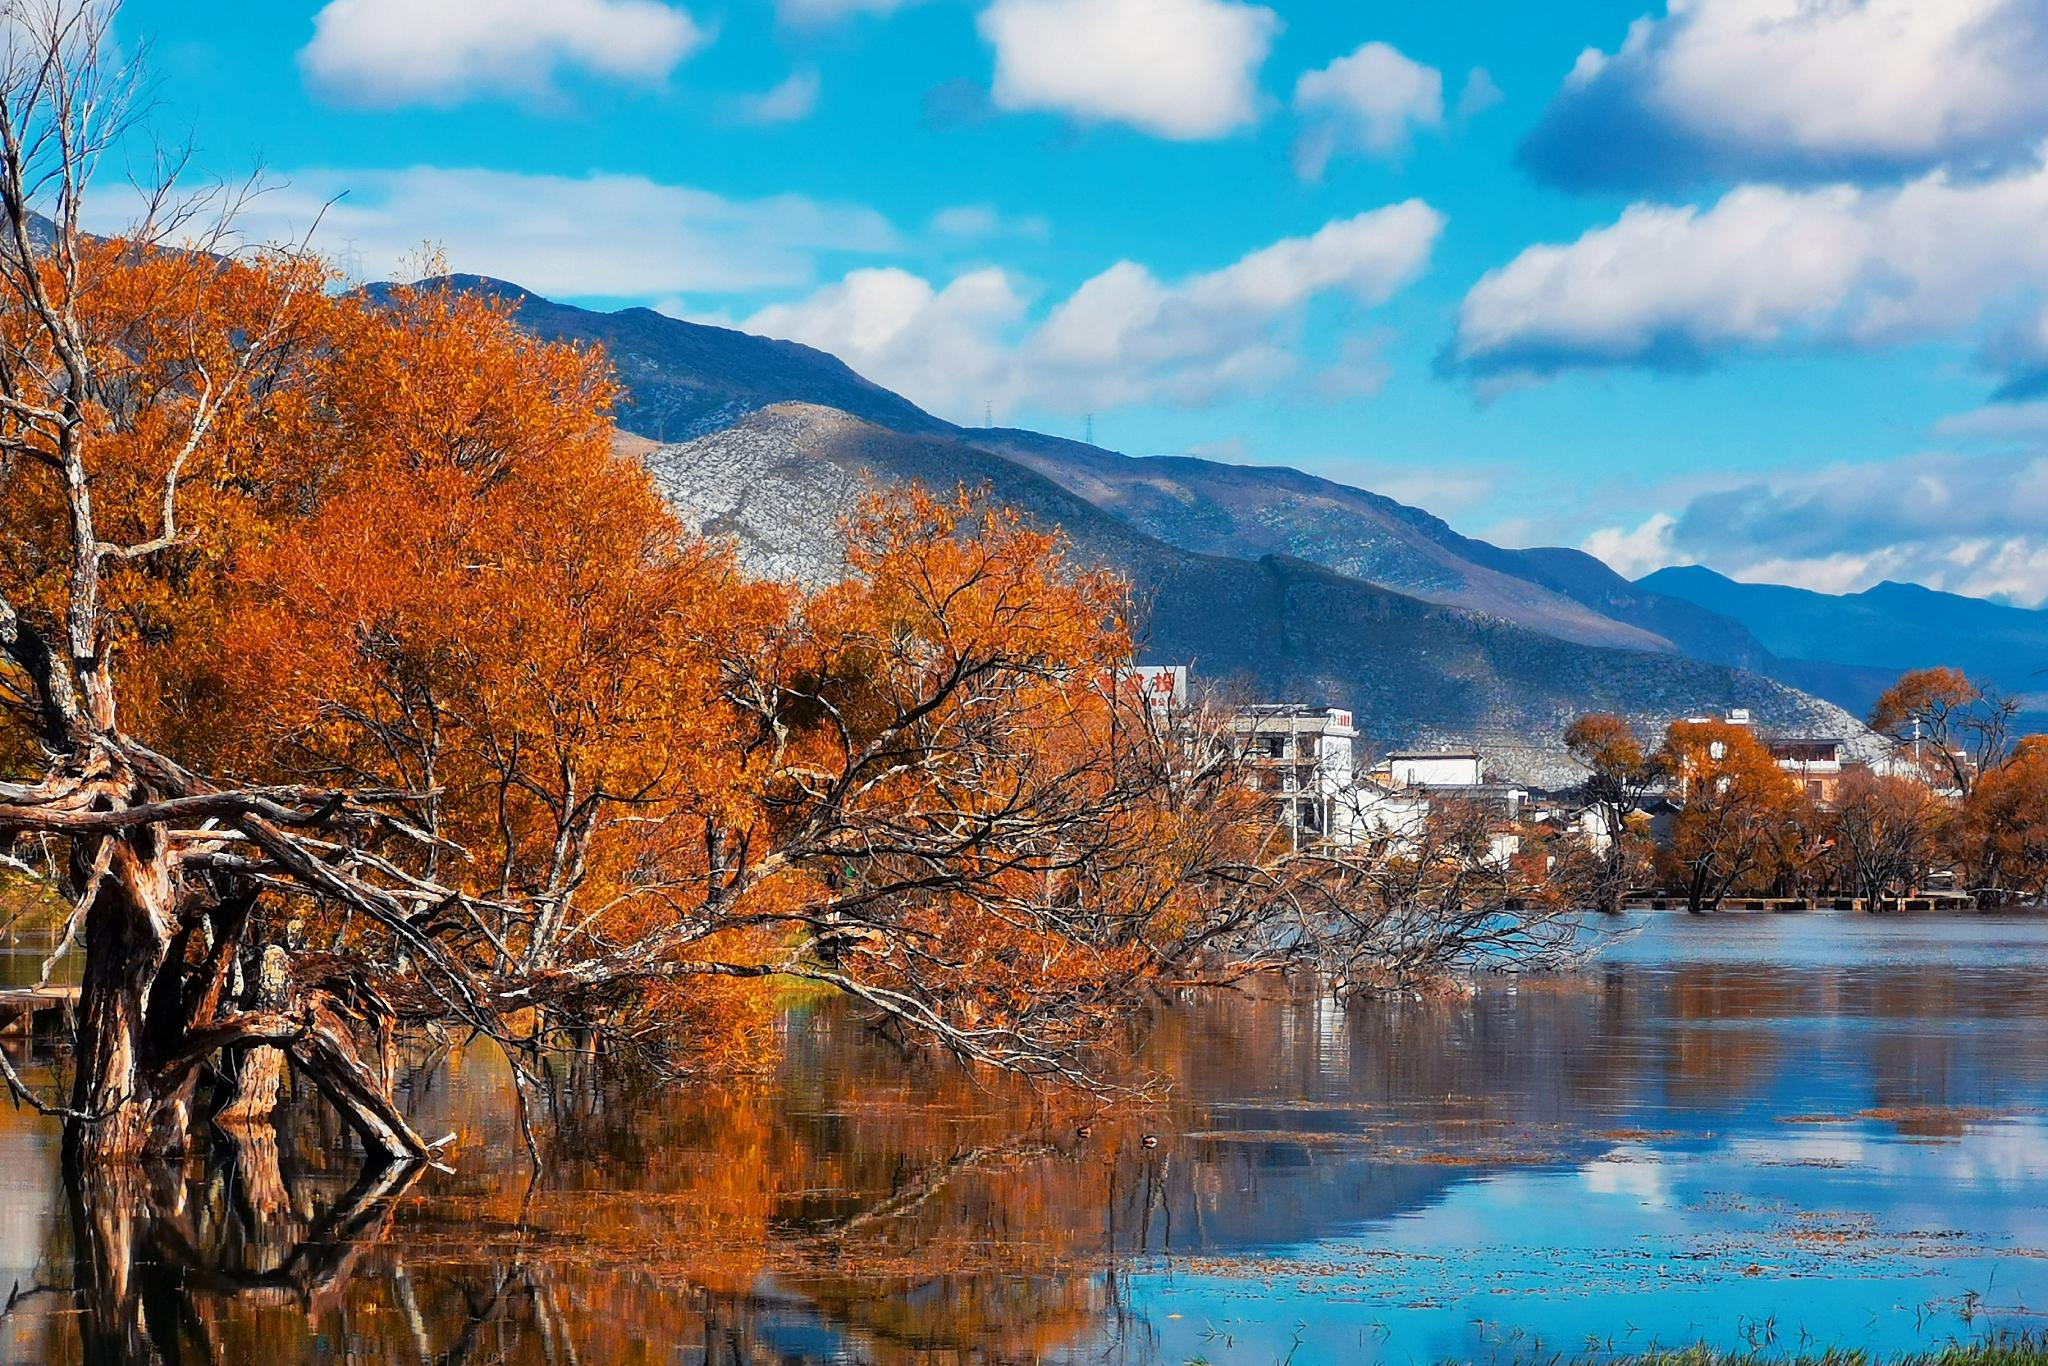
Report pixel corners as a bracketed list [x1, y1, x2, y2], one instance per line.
[1641, 565, 2048, 716]
[646, 402, 1872, 780]
[437, 275, 1895, 775]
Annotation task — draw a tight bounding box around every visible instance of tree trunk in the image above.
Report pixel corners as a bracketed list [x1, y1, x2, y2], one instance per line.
[289, 996, 432, 1162]
[65, 832, 180, 1165]
[218, 945, 289, 1129]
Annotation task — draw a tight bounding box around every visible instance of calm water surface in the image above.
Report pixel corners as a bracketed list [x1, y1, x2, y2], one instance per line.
[3, 912, 2048, 1364]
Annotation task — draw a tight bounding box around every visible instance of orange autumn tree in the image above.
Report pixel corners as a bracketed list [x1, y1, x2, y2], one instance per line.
[1563, 713, 1660, 913]
[1962, 735, 2048, 905]
[1867, 666, 2019, 798]
[0, 108, 1217, 1170]
[1656, 717, 1801, 913]
[0, 237, 1198, 1157]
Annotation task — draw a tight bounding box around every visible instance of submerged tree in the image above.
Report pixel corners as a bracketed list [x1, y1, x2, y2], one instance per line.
[1828, 768, 1944, 907]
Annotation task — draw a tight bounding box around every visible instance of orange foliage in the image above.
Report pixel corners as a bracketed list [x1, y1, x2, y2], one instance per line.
[1964, 735, 2048, 902]
[1657, 718, 1803, 910]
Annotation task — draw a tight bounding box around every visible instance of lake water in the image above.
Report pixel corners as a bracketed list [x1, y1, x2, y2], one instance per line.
[3, 911, 2048, 1363]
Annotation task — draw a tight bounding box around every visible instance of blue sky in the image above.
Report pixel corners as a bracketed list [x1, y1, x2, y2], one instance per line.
[103, 0, 2048, 604]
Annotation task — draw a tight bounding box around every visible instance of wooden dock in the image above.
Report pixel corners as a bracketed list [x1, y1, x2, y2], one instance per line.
[0, 985, 78, 1035]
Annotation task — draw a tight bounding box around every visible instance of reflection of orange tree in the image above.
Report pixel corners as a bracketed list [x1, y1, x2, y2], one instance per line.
[410, 1015, 1148, 1360]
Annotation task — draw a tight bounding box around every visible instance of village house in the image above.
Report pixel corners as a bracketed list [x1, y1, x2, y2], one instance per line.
[1769, 736, 1846, 803]
[1384, 750, 1484, 788]
[1231, 704, 1359, 849]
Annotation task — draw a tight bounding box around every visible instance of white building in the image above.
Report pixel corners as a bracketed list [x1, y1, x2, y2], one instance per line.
[1386, 751, 1484, 789]
[1232, 705, 1358, 848]
[1337, 778, 1431, 855]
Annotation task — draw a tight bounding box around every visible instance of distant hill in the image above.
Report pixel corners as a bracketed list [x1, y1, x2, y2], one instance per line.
[413, 275, 948, 442]
[1640, 566, 2048, 718]
[975, 428, 1674, 653]
[649, 404, 1870, 778]
[433, 274, 1887, 774]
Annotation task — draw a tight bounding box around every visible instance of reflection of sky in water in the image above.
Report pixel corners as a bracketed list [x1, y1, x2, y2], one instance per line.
[1103, 915, 2048, 1365]
[1126, 1120, 2048, 1364]
[3, 912, 2047, 1363]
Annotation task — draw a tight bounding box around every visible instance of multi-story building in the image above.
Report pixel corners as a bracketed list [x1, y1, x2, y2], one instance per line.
[1231, 705, 1358, 848]
[1769, 736, 1846, 803]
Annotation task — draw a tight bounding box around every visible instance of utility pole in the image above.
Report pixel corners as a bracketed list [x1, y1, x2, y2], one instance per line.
[1084, 412, 1093, 445]
[983, 400, 993, 429]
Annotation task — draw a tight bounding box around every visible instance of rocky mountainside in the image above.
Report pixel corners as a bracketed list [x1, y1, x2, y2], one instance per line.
[975, 427, 1673, 653]
[432, 275, 947, 442]
[445, 277, 1747, 648]
[652, 405, 1872, 780]
[440, 275, 1884, 775]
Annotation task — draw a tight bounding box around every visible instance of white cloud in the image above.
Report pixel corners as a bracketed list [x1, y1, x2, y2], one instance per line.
[978, 0, 1279, 140]
[102, 167, 898, 300]
[1311, 332, 1394, 400]
[1935, 401, 2048, 443]
[744, 201, 1443, 421]
[1583, 448, 2048, 605]
[1583, 513, 1680, 579]
[748, 267, 1030, 418]
[1523, 0, 2048, 190]
[929, 203, 1051, 241]
[1451, 156, 2048, 383]
[1456, 67, 1503, 119]
[1292, 41, 1444, 178]
[301, 0, 707, 107]
[727, 68, 820, 124]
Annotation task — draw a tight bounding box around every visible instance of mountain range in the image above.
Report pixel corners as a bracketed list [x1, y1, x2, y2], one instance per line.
[1642, 568, 2048, 725]
[431, 274, 2042, 779]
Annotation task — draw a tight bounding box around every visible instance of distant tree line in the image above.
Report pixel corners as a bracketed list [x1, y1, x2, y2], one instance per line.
[1563, 668, 2048, 915]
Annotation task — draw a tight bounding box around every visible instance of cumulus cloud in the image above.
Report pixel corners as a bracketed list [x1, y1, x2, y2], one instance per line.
[1521, 0, 2048, 191]
[744, 201, 1443, 420]
[1291, 41, 1444, 179]
[1449, 157, 2048, 384]
[301, 0, 707, 107]
[1584, 513, 1682, 580]
[1583, 449, 2048, 605]
[726, 68, 820, 124]
[103, 167, 897, 300]
[978, 0, 1279, 140]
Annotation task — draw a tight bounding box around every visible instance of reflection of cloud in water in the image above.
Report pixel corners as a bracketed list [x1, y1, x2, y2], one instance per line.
[1732, 1119, 2048, 1185]
[1580, 1147, 1673, 1208]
